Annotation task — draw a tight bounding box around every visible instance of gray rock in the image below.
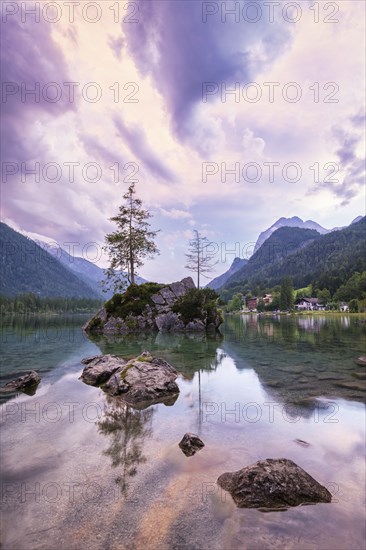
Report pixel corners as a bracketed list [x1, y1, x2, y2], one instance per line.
[185, 320, 206, 331]
[82, 308, 107, 330]
[158, 287, 177, 305]
[217, 458, 332, 509]
[356, 356, 366, 367]
[80, 355, 125, 385]
[103, 317, 128, 333]
[81, 352, 180, 408]
[155, 312, 185, 332]
[179, 433, 205, 456]
[122, 353, 180, 406]
[151, 293, 166, 305]
[169, 281, 186, 298]
[170, 277, 195, 297]
[102, 368, 129, 395]
[0, 371, 41, 395]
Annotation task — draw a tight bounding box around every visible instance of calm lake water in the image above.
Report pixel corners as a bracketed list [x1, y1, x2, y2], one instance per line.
[1, 314, 365, 549]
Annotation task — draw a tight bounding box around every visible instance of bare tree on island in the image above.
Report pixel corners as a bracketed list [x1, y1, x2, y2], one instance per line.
[104, 183, 159, 293]
[185, 229, 217, 289]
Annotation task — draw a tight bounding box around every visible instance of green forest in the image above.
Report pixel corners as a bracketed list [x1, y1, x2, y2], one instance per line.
[0, 293, 103, 315]
[220, 217, 366, 311]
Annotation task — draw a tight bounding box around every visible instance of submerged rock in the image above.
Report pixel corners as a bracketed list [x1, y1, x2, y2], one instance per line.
[334, 380, 366, 391]
[217, 458, 331, 510]
[294, 438, 310, 447]
[80, 351, 180, 408]
[80, 355, 125, 385]
[355, 356, 366, 367]
[178, 433, 205, 457]
[0, 371, 41, 395]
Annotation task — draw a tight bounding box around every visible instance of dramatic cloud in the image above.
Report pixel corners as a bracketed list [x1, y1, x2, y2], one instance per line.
[114, 116, 177, 182]
[310, 113, 366, 205]
[1, 1, 365, 282]
[0, 15, 73, 162]
[124, 0, 294, 146]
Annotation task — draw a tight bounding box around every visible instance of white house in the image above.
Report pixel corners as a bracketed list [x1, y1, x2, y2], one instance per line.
[295, 298, 326, 311]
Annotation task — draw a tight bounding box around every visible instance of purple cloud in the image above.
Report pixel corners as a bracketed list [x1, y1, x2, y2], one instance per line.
[108, 36, 125, 60]
[114, 116, 177, 182]
[310, 115, 365, 205]
[124, 1, 293, 143]
[1, 14, 73, 163]
[79, 133, 127, 168]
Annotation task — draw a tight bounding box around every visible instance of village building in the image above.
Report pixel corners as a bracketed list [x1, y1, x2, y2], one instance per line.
[246, 297, 258, 311]
[294, 298, 326, 311]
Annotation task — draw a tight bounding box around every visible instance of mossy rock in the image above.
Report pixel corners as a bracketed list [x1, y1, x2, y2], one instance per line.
[120, 362, 134, 381]
[105, 282, 164, 319]
[172, 288, 220, 325]
[88, 316, 103, 330]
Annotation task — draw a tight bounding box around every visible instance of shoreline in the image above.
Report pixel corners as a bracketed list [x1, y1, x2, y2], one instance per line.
[231, 311, 366, 317]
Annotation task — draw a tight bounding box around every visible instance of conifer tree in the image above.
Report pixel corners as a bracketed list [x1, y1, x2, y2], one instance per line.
[279, 276, 294, 311]
[104, 184, 159, 292]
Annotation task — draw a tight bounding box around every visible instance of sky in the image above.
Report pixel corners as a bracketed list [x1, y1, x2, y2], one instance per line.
[1, 0, 365, 283]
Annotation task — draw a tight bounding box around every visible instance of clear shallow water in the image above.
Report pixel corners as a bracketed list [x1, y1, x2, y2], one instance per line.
[0, 314, 365, 549]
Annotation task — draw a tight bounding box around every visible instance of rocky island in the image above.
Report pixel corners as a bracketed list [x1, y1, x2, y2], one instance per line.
[83, 277, 223, 334]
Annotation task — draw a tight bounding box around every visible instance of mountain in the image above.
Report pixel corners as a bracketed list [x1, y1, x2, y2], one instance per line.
[253, 216, 330, 253]
[0, 223, 100, 298]
[206, 257, 248, 290]
[45, 246, 146, 299]
[223, 217, 366, 294]
[226, 227, 320, 288]
[45, 246, 110, 298]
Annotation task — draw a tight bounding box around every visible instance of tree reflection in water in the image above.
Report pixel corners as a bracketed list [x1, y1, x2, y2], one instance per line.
[97, 395, 154, 496]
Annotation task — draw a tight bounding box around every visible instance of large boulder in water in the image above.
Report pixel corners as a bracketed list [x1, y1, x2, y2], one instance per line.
[80, 351, 180, 409]
[217, 458, 332, 510]
[0, 371, 41, 396]
[80, 355, 125, 385]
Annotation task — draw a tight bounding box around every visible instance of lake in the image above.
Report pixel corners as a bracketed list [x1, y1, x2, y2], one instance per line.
[1, 313, 365, 549]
